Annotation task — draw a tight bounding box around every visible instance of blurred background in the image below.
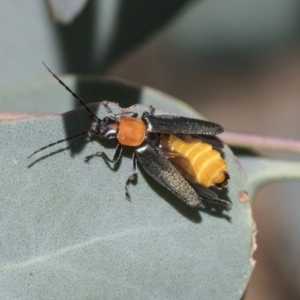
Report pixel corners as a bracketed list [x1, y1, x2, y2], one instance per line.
[1, 0, 300, 298]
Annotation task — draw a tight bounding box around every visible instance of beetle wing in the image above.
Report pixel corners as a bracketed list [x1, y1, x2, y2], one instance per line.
[144, 115, 223, 135]
[188, 181, 231, 209]
[135, 141, 203, 207]
[174, 134, 224, 150]
[191, 134, 224, 149]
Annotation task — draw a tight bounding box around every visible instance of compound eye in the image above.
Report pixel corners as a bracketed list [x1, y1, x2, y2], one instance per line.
[102, 117, 111, 125]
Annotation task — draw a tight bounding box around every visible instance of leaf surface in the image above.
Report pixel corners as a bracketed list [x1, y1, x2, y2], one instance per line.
[0, 77, 254, 299]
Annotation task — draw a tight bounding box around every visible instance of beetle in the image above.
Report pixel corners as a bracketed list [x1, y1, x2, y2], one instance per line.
[28, 63, 231, 209]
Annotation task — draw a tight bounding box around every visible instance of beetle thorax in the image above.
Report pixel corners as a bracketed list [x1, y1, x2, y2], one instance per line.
[117, 116, 147, 147]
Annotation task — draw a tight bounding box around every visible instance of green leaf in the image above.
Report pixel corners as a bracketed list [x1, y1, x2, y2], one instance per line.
[0, 77, 254, 299]
[237, 154, 300, 201]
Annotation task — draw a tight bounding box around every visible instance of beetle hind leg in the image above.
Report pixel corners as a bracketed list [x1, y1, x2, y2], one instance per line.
[125, 152, 138, 200]
[204, 197, 232, 210]
[188, 180, 231, 209]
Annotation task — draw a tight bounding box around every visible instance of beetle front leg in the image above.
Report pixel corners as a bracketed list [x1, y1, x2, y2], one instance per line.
[102, 100, 116, 119]
[125, 152, 138, 200]
[84, 143, 123, 164]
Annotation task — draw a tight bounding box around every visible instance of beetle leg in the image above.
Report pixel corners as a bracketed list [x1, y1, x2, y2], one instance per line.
[130, 112, 138, 118]
[84, 143, 123, 164]
[103, 100, 138, 118]
[119, 111, 139, 118]
[102, 101, 138, 118]
[203, 197, 232, 209]
[188, 181, 231, 209]
[125, 152, 138, 200]
[102, 100, 117, 119]
[149, 105, 155, 115]
[141, 106, 155, 119]
[117, 112, 138, 117]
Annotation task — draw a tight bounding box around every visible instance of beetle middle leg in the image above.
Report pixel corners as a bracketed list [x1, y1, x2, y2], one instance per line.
[125, 152, 138, 200]
[142, 106, 155, 118]
[149, 105, 155, 115]
[84, 143, 123, 164]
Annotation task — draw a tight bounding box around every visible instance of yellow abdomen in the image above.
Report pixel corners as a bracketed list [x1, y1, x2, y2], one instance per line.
[160, 134, 227, 187]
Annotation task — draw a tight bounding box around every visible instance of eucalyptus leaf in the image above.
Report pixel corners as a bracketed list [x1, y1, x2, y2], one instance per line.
[238, 154, 300, 200]
[0, 78, 254, 299]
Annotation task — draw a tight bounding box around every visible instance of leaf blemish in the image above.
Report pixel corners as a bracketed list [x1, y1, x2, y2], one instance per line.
[238, 190, 249, 203]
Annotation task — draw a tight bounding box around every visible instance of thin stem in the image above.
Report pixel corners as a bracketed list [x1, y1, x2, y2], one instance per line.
[221, 131, 300, 154]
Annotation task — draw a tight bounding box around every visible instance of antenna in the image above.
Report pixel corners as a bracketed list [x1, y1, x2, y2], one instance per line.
[42, 62, 100, 122]
[28, 63, 101, 159]
[28, 131, 89, 159]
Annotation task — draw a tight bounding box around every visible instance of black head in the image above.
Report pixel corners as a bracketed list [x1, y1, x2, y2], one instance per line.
[90, 116, 119, 139]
